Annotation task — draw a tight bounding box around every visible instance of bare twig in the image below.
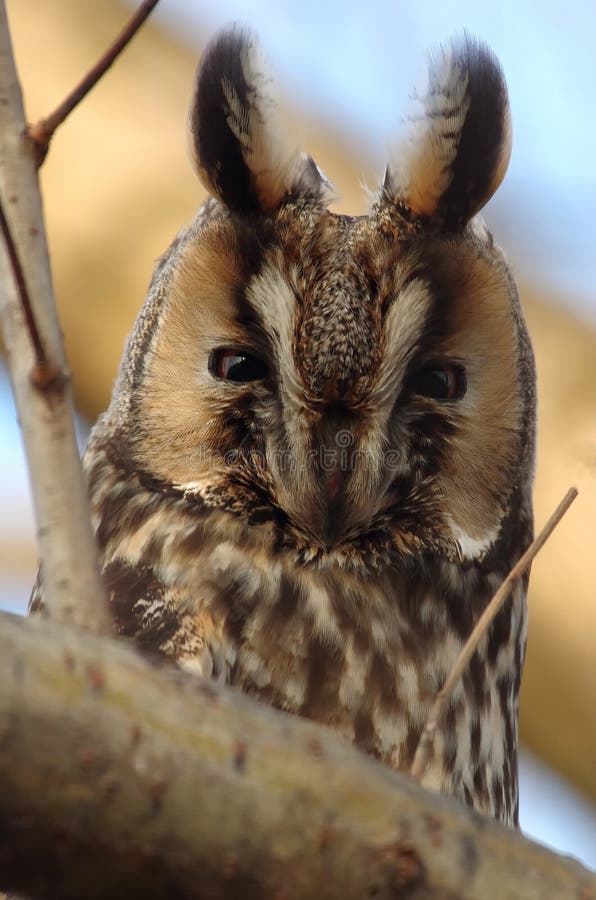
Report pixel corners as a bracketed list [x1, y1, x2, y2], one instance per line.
[410, 486, 579, 782]
[26, 0, 160, 166]
[0, 200, 39, 359]
[0, 0, 110, 633]
[0, 197, 65, 393]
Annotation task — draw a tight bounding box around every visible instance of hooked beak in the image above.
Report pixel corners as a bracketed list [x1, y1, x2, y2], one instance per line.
[315, 406, 355, 545]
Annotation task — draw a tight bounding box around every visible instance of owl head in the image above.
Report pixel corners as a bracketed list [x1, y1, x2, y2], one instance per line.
[109, 28, 535, 567]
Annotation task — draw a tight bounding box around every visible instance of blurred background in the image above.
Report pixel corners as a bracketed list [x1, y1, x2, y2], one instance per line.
[3, 0, 595, 868]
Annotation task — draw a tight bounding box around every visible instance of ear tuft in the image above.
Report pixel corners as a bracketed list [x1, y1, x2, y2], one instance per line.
[189, 27, 330, 214]
[382, 35, 511, 230]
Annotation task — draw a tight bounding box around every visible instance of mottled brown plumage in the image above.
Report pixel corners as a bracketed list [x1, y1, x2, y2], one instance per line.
[32, 29, 535, 825]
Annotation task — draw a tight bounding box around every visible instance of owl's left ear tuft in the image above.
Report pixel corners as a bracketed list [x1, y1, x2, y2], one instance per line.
[188, 26, 331, 215]
[382, 35, 512, 231]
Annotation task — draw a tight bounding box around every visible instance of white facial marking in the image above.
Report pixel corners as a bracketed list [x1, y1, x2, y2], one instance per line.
[447, 518, 500, 561]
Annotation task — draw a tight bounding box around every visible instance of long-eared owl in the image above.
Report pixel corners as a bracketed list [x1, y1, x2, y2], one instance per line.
[32, 28, 535, 825]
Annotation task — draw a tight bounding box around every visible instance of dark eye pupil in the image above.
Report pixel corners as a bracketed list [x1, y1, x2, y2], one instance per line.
[209, 349, 268, 383]
[407, 365, 466, 400]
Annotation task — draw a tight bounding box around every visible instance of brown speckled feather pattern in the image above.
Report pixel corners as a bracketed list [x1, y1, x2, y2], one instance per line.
[31, 30, 536, 826]
[76, 415, 530, 824]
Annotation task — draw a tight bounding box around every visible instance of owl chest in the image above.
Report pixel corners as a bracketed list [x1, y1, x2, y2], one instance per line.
[206, 557, 521, 823]
[103, 507, 522, 822]
[171, 545, 457, 770]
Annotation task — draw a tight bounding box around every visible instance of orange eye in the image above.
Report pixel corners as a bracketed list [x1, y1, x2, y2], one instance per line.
[407, 365, 467, 400]
[208, 349, 268, 383]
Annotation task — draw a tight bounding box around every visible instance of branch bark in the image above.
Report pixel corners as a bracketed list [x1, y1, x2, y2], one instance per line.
[0, 611, 593, 900]
[0, 0, 110, 633]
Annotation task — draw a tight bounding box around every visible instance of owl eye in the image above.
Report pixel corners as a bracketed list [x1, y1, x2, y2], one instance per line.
[209, 348, 268, 383]
[407, 364, 467, 400]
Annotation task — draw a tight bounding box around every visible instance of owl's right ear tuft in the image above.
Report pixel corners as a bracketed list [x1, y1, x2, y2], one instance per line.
[188, 27, 331, 215]
[381, 35, 512, 231]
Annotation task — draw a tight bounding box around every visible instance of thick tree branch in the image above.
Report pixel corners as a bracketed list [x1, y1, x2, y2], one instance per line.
[27, 0, 161, 166]
[0, 612, 593, 900]
[411, 486, 579, 782]
[0, 1, 110, 633]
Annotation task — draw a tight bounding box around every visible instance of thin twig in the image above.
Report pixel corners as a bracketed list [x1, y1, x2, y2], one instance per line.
[0, 197, 43, 364]
[26, 0, 160, 166]
[0, 196, 64, 393]
[410, 486, 579, 782]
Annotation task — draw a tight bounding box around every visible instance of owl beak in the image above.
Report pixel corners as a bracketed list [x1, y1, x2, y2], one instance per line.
[319, 465, 349, 546]
[315, 406, 355, 544]
[325, 466, 345, 504]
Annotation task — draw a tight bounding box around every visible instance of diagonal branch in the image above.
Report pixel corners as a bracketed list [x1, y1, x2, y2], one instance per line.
[410, 486, 579, 782]
[27, 0, 161, 166]
[0, 197, 64, 393]
[0, 0, 110, 633]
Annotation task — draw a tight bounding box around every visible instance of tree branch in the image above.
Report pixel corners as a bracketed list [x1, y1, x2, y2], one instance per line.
[26, 0, 161, 166]
[0, 0, 110, 633]
[411, 487, 578, 782]
[0, 611, 593, 900]
[0, 197, 64, 392]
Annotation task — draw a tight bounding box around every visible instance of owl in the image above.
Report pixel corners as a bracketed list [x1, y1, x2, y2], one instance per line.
[32, 28, 535, 825]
